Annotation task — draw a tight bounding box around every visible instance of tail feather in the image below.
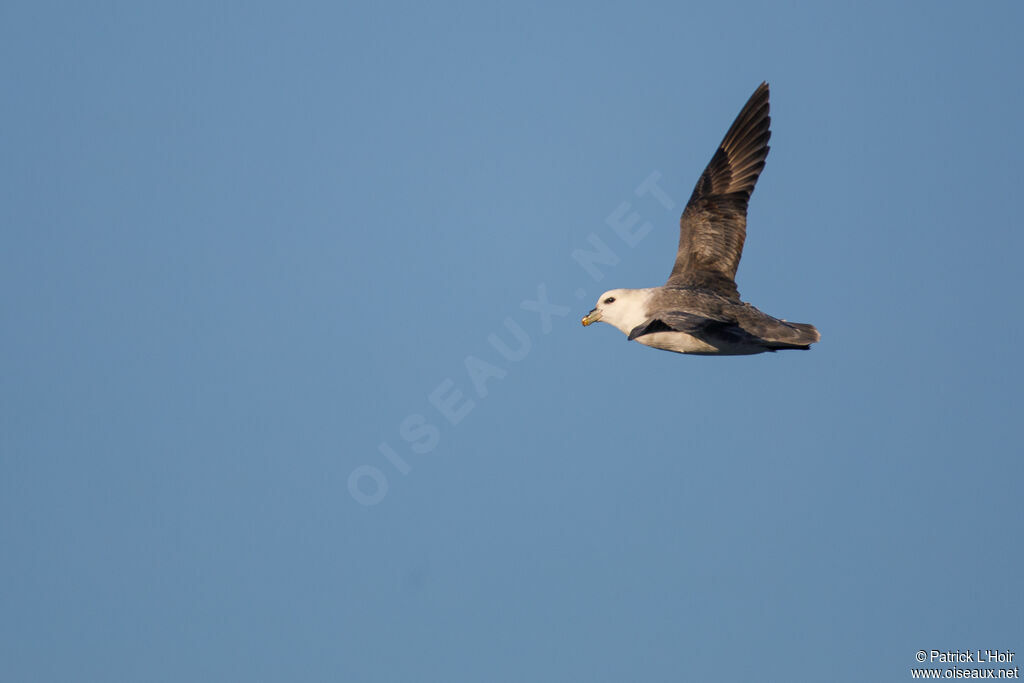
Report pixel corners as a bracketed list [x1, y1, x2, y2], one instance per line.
[764, 321, 820, 350]
[785, 321, 820, 344]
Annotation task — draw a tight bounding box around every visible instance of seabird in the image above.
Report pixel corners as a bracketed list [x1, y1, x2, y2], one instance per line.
[581, 82, 820, 355]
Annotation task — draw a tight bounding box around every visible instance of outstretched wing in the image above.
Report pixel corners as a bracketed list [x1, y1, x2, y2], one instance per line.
[627, 311, 725, 340]
[627, 311, 765, 346]
[666, 82, 771, 299]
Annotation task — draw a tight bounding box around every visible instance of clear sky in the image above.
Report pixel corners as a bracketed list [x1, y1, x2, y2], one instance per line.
[2, 2, 1022, 682]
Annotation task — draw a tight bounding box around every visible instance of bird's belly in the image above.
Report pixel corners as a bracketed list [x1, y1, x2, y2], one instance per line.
[634, 331, 764, 355]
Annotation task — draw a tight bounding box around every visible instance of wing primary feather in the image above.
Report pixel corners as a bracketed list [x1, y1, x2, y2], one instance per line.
[666, 82, 772, 298]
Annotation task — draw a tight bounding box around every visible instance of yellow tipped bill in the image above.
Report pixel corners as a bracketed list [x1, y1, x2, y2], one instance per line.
[581, 309, 601, 326]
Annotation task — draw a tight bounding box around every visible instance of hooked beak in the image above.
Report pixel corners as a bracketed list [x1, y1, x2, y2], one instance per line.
[581, 308, 601, 327]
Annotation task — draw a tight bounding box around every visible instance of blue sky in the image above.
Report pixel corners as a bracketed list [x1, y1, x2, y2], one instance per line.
[2, 2, 1023, 681]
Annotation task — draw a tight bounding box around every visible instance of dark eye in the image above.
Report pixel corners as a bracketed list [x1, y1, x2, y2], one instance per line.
[603, 297, 615, 304]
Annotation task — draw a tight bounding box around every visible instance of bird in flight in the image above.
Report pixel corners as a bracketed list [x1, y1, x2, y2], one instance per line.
[581, 82, 820, 355]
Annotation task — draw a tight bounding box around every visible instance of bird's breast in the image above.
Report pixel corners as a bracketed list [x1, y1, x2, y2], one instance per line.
[633, 331, 720, 354]
[632, 331, 766, 356]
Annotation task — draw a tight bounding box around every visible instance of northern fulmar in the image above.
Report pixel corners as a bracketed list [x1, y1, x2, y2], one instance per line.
[581, 82, 820, 355]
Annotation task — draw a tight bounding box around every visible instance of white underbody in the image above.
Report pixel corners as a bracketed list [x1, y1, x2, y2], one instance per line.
[633, 331, 765, 356]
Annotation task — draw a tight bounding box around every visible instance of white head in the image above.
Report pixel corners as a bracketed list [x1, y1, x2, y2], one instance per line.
[580, 288, 652, 336]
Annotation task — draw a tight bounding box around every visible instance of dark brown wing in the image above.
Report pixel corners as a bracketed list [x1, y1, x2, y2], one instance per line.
[666, 82, 771, 299]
